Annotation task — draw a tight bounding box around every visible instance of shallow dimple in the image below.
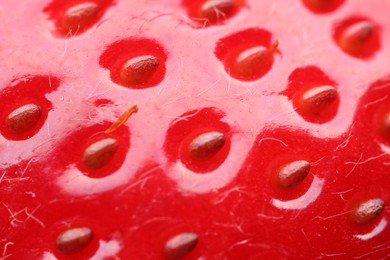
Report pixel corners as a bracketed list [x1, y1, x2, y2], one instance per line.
[276, 160, 311, 189]
[99, 39, 167, 89]
[44, 0, 114, 37]
[302, 0, 345, 14]
[164, 232, 198, 260]
[189, 131, 226, 161]
[120, 55, 160, 86]
[6, 104, 42, 134]
[350, 198, 385, 225]
[333, 18, 380, 59]
[215, 28, 278, 81]
[82, 138, 118, 169]
[0, 75, 60, 141]
[283, 66, 340, 124]
[56, 227, 93, 255]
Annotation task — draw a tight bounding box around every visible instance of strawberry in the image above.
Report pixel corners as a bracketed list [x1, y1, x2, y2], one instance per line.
[0, 0, 389, 259]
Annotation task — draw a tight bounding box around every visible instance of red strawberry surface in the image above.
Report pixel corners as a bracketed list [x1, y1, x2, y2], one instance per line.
[0, 0, 389, 259]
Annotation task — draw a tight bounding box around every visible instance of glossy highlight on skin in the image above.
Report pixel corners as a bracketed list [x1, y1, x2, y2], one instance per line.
[1, 0, 390, 259]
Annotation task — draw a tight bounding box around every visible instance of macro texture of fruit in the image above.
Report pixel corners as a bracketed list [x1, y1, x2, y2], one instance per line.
[0, 0, 389, 259]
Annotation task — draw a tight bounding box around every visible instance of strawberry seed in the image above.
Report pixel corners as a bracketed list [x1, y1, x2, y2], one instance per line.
[350, 198, 385, 225]
[164, 232, 199, 260]
[6, 104, 42, 134]
[56, 227, 93, 255]
[276, 160, 311, 188]
[62, 2, 101, 35]
[120, 55, 160, 86]
[82, 138, 119, 169]
[189, 131, 226, 161]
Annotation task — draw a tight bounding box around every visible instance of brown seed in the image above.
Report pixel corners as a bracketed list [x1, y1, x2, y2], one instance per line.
[199, 0, 235, 23]
[299, 85, 338, 115]
[303, 0, 344, 13]
[350, 198, 385, 225]
[120, 55, 160, 85]
[56, 227, 93, 255]
[231, 41, 278, 80]
[62, 2, 101, 34]
[82, 138, 118, 169]
[276, 160, 311, 189]
[379, 110, 390, 139]
[338, 21, 374, 57]
[164, 232, 199, 260]
[6, 104, 42, 134]
[189, 131, 226, 161]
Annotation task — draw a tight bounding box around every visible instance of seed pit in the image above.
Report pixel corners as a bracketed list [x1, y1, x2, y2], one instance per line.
[44, 0, 114, 37]
[163, 232, 198, 260]
[215, 28, 278, 81]
[276, 160, 311, 189]
[283, 66, 340, 124]
[99, 39, 167, 89]
[56, 227, 93, 255]
[0, 76, 60, 141]
[164, 108, 231, 173]
[350, 198, 385, 225]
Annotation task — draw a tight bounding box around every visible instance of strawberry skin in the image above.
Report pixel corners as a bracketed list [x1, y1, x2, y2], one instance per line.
[0, 0, 389, 259]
